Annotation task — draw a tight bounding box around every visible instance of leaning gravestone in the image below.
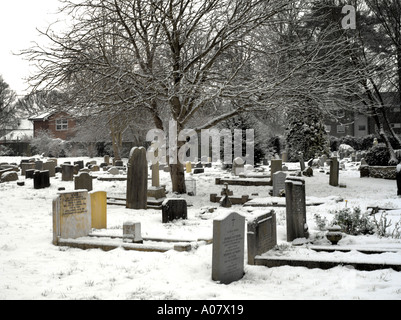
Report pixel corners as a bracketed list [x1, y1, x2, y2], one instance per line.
[52, 190, 91, 245]
[285, 176, 308, 242]
[126, 147, 148, 210]
[247, 211, 277, 265]
[212, 212, 245, 284]
[74, 172, 93, 192]
[272, 171, 286, 197]
[162, 198, 188, 223]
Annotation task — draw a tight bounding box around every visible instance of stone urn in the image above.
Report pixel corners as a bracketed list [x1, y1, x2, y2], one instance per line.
[326, 225, 343, 245]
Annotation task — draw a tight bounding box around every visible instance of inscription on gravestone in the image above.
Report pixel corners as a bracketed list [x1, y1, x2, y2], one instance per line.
[52, 190, 91, 245]
[212, 212, 245, 285]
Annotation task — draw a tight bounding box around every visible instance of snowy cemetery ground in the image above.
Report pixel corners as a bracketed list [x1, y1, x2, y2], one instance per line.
[0, 155, 401, 300]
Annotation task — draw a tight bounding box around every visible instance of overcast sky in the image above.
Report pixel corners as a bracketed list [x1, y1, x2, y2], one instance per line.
[0, 0, 64, 97]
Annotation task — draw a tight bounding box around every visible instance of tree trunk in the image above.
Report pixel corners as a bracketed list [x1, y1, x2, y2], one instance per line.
[169, 138, 187, 194]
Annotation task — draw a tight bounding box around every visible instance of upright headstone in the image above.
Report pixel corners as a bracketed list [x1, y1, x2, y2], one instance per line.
[89, 191, 107, 229]
[123, 221, 143, 244]
[33, 170, 50, 189]
[281, 151, 288, 163]
[162, 199, 188, 223]
[74, 172, 93, 191]
[272, 171, 287, 197]
[126, 147, 148, 210]
[104, 155, 110, 165]
[151, 153, 160, 188]
[52, 190, 91, 245]
[329, 157, 339, 187]
[270, 160, 283, 182]
[247, 211, 277, 265]
[212, 212, 245, 284]
[74, 160, 84, 170]
[43, 161, 56, 177]
[35, 161, 43, 171]
[299, 153, 305, 171]
[397, 164, 401, 196]
[232, 157, 245, 176]
[61, 164, 75, 182]
[285, 176, 308, 242]
[21, 163, 35, 176]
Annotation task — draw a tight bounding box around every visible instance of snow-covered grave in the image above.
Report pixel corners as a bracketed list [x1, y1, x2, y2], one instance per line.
[1, 155, 401, 300]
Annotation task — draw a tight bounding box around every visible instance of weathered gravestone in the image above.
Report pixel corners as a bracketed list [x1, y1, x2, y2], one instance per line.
[74, 160, 84, 170]
[33, 170, 50, 189]
[397, 164, 401, 196]
[43, 161, 56, 177]
[123, 221, 143, 244]
[21, 162, 35, 176]
[270, 159, 282, 181]
[212, 212, 245, 284]
[52, 190, 91, 245]
[232, 157, 245, 176]
[25, 169, 36, 179]
[298, 153, 305, 171]
[162, 198, 188, 223]
[89, 191, 107, 229]
[61, 164, 75, 181]
[329, 157, 339, 187]
[74, 172, 93, 191]
[126, 147, 148, 210]
[273, 171, 287, 197]
[247, 211, 277, 265]
[285, 176, 308, 242]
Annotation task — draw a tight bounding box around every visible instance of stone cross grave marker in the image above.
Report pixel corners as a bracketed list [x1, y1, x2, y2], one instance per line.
[219, 183, 232, 208]
[126, 147, 148, 210]
[52, 190, 91, 245]
[285, 176, 308, 242]
[272, 171, 286, 197]
[247, 210, 277, 265]
[212, 212, 245, 284]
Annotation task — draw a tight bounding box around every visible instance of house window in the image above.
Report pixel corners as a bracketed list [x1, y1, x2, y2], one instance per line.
[358, 125, 366, 131]
[56, 119, 68, 131]
[391, 123, 401, 129]
[337, 125, 345, 134]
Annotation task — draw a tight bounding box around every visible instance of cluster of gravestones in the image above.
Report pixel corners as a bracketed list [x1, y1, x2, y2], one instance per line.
[212, 176, 308, 284]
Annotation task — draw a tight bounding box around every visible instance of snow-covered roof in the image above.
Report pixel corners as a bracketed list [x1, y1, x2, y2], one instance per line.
[0, 129, 33, 141]
[28, 112, 53, 121]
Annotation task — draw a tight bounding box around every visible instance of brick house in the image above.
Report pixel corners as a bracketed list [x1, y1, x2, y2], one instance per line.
[29, 111, 76, 140]
[324, 92, 401, 138]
